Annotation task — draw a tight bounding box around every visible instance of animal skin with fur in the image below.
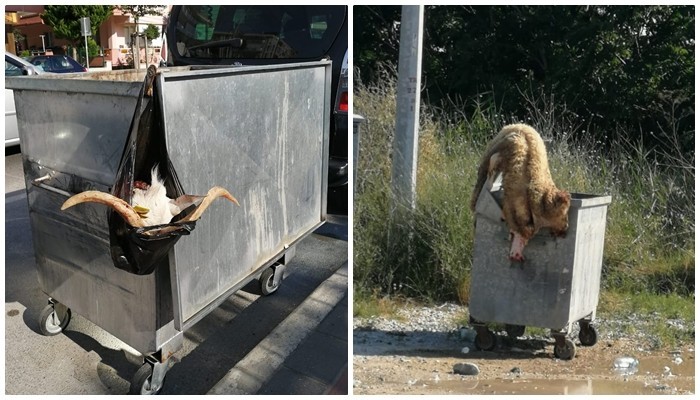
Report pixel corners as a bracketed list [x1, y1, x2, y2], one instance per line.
[471, 123, 571, 262]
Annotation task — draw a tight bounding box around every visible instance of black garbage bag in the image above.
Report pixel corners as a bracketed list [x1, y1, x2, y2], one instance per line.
[108, 65, 197, 275]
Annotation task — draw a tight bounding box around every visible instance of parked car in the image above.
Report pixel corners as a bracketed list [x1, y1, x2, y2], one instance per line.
[166, 5, 348, 214]
[29, 54, 86, 73]
[5, 52, 44, 148]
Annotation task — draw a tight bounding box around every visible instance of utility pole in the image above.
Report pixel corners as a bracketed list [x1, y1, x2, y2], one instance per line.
[390, 5, 423, 212]
[388, 5, 424, 266]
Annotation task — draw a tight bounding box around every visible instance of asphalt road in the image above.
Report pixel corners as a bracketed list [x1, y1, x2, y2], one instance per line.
[4, 149, 349, 395]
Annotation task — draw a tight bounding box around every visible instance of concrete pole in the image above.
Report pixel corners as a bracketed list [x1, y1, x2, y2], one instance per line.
[390, 5, 424, 212]
[387, 5, 424, 270]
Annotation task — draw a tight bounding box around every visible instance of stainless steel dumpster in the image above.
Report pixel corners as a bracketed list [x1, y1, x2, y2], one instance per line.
[469, 181, 612, 359]
[6, 61, 331, 393]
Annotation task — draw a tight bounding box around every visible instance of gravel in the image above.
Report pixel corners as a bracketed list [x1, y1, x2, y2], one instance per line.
[354, 302, 692, 353]
[353, 300, 695, 363]
[354, 303, 464, 333]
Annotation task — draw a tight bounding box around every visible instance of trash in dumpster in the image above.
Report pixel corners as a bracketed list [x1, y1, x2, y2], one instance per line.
[469, 123, 571, 262]
[60, 65, 239, 275]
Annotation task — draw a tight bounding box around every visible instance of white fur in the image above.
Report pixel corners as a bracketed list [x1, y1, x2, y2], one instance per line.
[131, 166, 183, 226]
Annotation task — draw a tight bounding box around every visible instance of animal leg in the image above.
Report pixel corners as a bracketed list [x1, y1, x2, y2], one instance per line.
[509, 231, 528, 262]
[503, 195, 535, 262]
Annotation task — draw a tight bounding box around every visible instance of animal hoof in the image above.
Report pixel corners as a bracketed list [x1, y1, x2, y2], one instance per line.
[509, 253, 525, 263]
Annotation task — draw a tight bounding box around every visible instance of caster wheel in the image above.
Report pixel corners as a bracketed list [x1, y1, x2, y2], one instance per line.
[475, 329, 497, 351]
[554, 338, 577, 360]
[578, 322, 597, 346]
[505, 324, 526, 338]
[39, 303, 71, 336]
[130, 363, 162, 395]
[260, 267, 279, 296]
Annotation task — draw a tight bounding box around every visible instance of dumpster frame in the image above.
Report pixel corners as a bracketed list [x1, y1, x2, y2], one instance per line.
[468, 181, 612, 359]
[7, 61, 332, 393]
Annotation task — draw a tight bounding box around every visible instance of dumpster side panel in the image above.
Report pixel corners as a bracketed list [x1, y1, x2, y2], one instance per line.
[470, 193, 575, 329]
[568, 204, 608, 321]
[13, 88, 138, 186]
[161, 64, 329, 325]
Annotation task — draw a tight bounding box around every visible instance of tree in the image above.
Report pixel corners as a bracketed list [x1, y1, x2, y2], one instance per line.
[118, 5, 165, 27]
[118, 6, 165, 67]
[354, 6, 402, 85]
[355, 5, 695, 158]
[143, 24, 160, 43]
[42, 5, 113, 53]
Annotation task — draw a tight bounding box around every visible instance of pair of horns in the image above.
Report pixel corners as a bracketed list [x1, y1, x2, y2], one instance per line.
[61, 186, 239, 229]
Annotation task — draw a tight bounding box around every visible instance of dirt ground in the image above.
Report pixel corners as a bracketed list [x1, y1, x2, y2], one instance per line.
[353, 311, 695, 395]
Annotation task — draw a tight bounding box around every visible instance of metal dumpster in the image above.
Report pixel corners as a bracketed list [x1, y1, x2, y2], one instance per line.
[6, 61, 331, 393]
[469, 181, 612, 359]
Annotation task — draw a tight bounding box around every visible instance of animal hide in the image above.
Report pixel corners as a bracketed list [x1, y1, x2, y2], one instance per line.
[471, 124, 570, 262]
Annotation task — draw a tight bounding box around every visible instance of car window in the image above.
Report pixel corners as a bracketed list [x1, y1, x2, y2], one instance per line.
[172, 5, 344, 59]
[31, 56, 75, 72]
[5, 59, 25, 76]
[30, 58, 47, 69]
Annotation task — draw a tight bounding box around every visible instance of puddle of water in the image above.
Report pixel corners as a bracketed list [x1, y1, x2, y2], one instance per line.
[618, 355, 694, 377]
[421, 377, 689, 395]
[418, 355, 695, 395]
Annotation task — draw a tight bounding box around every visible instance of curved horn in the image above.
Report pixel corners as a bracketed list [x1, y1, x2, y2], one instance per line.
[61, 191, 146, 227]
[180, 186, 239, 222]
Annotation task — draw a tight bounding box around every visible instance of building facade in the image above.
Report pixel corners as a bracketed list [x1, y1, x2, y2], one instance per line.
[4, 5, 168, 68]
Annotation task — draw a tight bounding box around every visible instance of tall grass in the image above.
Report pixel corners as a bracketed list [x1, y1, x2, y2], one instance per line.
[354, 71, 695, 305]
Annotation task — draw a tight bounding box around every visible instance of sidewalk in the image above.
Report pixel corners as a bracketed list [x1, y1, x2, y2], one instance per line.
[208, 262, 348, 395]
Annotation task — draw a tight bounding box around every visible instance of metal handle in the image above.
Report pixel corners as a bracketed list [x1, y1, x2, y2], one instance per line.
[31, 173, 73, 198]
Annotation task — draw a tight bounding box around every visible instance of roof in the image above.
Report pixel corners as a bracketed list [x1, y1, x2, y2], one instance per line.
[15, 14, 44, 26]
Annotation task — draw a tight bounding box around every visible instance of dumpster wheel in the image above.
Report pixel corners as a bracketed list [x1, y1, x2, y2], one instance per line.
[38, 301, 71, 336]
[553, 337, 577, 360]
[505, 324, 526, 338]
[260, 267, 280, 296]
[474, 328, 497, 351]
[578, 320, 598, 347]
[130, 363, 162, 395]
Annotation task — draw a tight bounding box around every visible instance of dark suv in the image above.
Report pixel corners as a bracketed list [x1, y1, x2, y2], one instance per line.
[166, 5, 348, 214]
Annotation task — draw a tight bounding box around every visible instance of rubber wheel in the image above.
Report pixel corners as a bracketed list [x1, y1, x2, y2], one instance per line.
[39, 304, 71, 336]
[260, 267, 279, 296]
[130, 363, 162, 395]
[578, 322, 598, 347]
[554, 338, 577, 360]
[475, 330, 497, 351]
[505, 324, 526, 338]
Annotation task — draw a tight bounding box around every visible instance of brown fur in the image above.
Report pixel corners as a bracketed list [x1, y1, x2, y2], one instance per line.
[471, 124, 571, 257]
